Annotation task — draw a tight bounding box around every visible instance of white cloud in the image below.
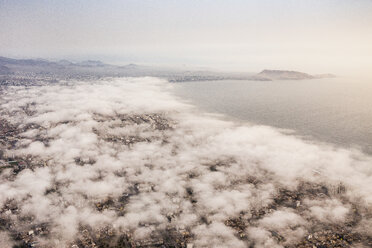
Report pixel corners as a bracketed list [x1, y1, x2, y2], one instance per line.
[0, 77, 371, 247]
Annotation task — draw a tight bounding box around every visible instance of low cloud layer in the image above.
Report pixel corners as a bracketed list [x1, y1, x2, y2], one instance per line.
[0, 77, 371, 247]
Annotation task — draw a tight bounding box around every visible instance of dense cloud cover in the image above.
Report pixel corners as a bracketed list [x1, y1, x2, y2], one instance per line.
[0, 77, 371, 247]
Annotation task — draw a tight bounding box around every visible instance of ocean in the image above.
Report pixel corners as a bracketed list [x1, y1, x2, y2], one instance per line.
[172, 77, 372, 154]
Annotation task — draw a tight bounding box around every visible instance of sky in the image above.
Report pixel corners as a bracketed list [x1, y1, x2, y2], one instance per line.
[0, 0, 371, 74]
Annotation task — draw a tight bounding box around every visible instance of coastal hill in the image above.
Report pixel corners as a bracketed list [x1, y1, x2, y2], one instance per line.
[257, 69, 314, 80]
[256, 69, 335, 80]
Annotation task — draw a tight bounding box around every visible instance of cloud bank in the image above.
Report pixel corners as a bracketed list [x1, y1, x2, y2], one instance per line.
[0, 77, 371, 247]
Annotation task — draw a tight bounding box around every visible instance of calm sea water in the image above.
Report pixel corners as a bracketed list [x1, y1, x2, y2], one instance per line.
[172, 78, 372, 154]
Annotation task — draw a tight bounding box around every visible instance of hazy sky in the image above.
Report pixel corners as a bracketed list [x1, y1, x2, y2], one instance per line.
[0, 0, 371, 74]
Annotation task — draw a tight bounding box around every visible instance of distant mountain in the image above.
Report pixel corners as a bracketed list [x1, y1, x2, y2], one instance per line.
[0, 57, 107, 68]
[119, 63, 140, 69]
[57, 59, 74, 66]
[0, 56, 53, 66]
[77, 60, 105, 67]
[256, 70, 314, 80]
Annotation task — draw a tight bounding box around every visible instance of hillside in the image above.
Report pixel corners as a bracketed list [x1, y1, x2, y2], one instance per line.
[256, 69, 315, 80]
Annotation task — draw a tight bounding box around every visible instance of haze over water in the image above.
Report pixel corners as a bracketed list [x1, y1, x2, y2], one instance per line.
[173, 77, 372, 154]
